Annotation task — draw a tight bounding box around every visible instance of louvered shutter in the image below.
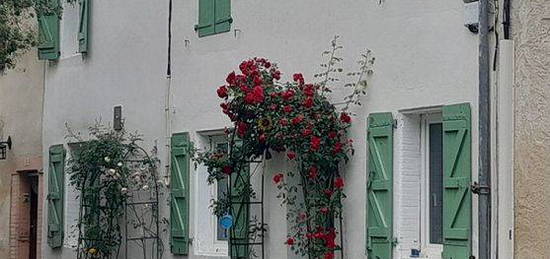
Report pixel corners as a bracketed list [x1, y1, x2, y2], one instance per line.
[195, 0, 232, 37]
[78, 0, 90, 53]
[366, 113, 394, 259]
[47, 144, 66, 248]
[229, 162, 250, 259]
[442, 103, 472, 259]
[38, 0, 60, 60]
[170, 133, 190, 255]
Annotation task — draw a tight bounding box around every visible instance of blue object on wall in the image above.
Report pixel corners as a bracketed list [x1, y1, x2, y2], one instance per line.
[220, 214, 234, 230]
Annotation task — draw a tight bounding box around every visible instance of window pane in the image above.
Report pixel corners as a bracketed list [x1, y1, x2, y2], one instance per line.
[429, 123, 444, 244]
[216, 142, 229, 240]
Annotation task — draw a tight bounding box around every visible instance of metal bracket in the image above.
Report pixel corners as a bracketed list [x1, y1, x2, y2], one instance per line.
[391, 237, 399, 247]
[471, 181, 490, 195]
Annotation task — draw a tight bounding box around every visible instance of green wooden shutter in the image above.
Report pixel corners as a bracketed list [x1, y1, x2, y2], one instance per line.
[47, 144, 66, 248]
[366, 113, 394, 259]
[78, 0, 90, 53]
[195, 0, 232, 37]
[214, 0, 232, 34]
[170, 133, 190, 255]
[230, 164, 250, 259]
[38, 0, 60, 60]
[442, 103, 472, 259]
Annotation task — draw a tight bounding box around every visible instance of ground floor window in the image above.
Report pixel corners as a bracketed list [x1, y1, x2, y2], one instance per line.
[395, 104, 472, 258]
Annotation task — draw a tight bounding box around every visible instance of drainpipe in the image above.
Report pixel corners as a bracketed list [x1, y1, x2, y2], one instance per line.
[503, 0, 511, 40]
[165, 0, 173, 183]
[478, 0, 491, 258]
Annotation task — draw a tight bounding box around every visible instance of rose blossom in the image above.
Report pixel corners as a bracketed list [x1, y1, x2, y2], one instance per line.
[283, 105, 293, 113]
[302, 128, 313, 137]
[293, 73, 305, 85]
[310, 136, 321, 151]
[340, 112, 352, 123]
[217, 85, 228, 98]
[333, 142, 343, 154]
[226, 71, 236, 85]
[282, 89, 295, 100]
[287, 151, 296, 160]
[292, 115, 304, 125]
[273, 173, 284, 184]
[285, 238, 295, 246]
[303, 97, 314, 108]
[334, 177, 345, 189]
[237, 122, 248, 137]
[303, 84, 315, 96]
[222, 166, 233, 175]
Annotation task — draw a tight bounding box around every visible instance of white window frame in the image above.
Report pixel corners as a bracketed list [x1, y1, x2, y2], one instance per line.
[420, 113, 444, 258]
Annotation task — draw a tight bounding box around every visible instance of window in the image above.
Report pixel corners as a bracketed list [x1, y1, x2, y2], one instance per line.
[421, 113, 444, 256]
[428, 122, 443, 244]
[195, 0, 232, 37]
[395, 104, 472, 258]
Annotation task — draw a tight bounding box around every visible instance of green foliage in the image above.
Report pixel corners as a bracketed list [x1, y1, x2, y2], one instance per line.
[0, 0, 60, 70]
[66, 122, 163, 259]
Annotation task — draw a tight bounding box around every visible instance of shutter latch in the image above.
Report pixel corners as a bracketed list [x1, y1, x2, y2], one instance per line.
[471, 181, 490, 195]
[391, 237, 398, 247]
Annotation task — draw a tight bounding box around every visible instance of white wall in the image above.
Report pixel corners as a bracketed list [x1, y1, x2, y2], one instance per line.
[41, 0, 480, 258]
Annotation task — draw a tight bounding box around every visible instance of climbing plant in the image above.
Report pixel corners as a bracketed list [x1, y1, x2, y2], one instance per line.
[66, 122, 165, 259]
[0, 0, 60, 70]
[196, 37, 374, 259]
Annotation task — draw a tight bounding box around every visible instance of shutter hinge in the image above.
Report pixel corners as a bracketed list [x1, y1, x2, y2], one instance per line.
[392, 119, 398, 129]
[391, 237, 398, 247]
[471, 181, 490, 195]
[469, 256, 476, 259]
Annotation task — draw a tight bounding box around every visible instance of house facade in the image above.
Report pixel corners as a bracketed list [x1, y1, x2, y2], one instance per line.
[0, 51, 45, 259]
[0, 0, 548, 259]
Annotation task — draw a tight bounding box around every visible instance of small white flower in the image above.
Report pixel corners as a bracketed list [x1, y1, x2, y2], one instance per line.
[142, 185, 149, 191]
[121, 187, 128, 193]
[109, 169, 116, 174]
[104, 157, 111, 163]
[117, 162, 123, 167]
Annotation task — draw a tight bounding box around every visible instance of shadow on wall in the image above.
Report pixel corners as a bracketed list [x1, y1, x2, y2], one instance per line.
[0, 118, 4, 139]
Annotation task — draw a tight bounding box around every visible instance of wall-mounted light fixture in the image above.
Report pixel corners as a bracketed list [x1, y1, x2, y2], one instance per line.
[114, 105, 123, 131]
[0, 136, 12, 160]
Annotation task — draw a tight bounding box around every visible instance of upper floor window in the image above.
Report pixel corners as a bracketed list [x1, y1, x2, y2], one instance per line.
[195, 0, 232, 37]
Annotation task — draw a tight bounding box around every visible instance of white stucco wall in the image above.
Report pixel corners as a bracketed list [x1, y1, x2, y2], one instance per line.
[41, 1, 481, 258]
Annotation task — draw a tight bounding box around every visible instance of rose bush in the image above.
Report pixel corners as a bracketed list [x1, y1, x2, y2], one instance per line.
[196, 37, 374, 259]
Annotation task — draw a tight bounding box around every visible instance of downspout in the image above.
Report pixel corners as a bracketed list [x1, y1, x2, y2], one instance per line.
[503, 0, 511, 40]
[478, 0, 491, 258]
[165, 0, 173, 182]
